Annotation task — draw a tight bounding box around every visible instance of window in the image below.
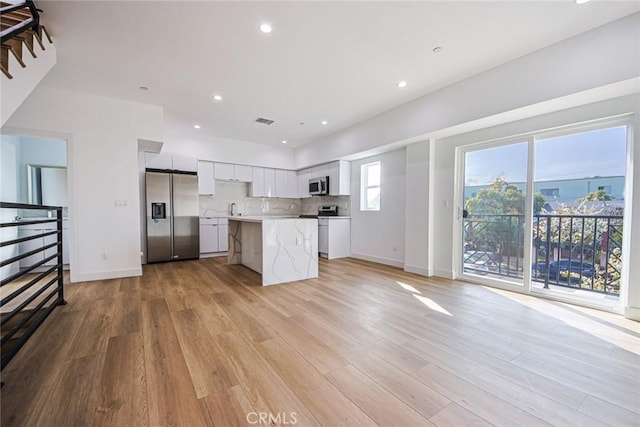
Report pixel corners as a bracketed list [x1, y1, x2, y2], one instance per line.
[361, 161, 380, 211]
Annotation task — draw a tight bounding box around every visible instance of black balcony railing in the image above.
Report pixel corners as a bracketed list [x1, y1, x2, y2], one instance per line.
[463, 213, 623, 296]
[0, 202, 66, 374]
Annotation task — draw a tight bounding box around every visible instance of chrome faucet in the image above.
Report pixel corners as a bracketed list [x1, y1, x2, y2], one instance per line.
[230, 203, 236, 216]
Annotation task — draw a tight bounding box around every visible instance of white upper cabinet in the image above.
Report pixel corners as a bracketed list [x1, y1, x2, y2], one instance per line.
[172, 155, 198, 172]
[214, 163, 234, 180]
[234, 165, 253, 182]
[249, 166, 264, 197]
[286, 170, 298, 198]
[297, 168, 312, 198]
[144, 153, 197, 172]
[197, 160, 215, 195]
[328, 160, 351, 196]
[214, 163, 253, 182]
[145, 152, 172, 169]
[274, 169, 298, 198]
[251, 167, 265, 197]
[264, 168, 276, 197]
[312, 164, 330, 179]
[275, 169, 287, 197]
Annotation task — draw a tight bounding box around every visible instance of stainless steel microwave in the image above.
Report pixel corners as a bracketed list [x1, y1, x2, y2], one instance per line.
[309, 176, 329, 195]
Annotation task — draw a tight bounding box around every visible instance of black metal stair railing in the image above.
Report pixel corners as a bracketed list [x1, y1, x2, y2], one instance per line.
[0, 202, 66, 373]
[0, 1, 40, 44]
[463, 213, 624, 296]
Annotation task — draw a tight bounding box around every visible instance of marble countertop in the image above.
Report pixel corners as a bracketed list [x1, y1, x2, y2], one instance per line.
[228, 215, 316, 223]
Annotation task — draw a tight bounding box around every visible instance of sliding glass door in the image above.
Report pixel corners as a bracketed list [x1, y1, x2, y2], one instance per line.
[461, 141, 530, 287]
[458, 120, 630, 309]
[532, 125, 627, 306]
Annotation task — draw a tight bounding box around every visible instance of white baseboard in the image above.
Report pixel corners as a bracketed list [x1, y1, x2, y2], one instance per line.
[624, 306, 640, 321]
[433, 268, 454, 280]
[74, 267, 142, 283]
[199, 252, 228, 259]
[350, 253, 404, 268]
[404, 264, 431, 277]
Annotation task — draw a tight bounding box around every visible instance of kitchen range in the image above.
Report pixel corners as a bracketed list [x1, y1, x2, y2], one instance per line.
[308, 205, 351, 260]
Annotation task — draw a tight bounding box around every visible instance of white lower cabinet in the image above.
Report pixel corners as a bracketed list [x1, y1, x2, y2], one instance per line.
[199, 218, 219, 254]
[318, 218, 350, 259]
[18, 219, 70, 268]
[200, 217, 229, 256]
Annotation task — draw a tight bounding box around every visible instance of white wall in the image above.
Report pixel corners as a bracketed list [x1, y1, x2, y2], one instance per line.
[0, 135, 19, 280]
[1, 34, 56, 127]
[3, 86, 164, 282]
[350, 148, 406, 267]
[294, 13, 640, 169]
[404, 141, 433, 276]
[427, 94, 640, 317]
[163, 133, 295, 170]
[0, 135, 19, 203]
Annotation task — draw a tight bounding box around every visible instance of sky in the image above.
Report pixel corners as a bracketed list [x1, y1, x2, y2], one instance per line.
[465, 126, 627, 186]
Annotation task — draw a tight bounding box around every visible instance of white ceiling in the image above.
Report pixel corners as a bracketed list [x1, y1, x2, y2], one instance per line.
[39, 1, 640, 148]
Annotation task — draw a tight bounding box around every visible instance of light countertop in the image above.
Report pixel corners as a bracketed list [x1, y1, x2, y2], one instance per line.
[227, 215, 316, 223]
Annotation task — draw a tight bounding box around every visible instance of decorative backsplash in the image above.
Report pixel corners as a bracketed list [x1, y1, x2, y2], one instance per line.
[199, 181, 301, 217]
[301, 195, 351, 216]
[199, 181, 351, 217]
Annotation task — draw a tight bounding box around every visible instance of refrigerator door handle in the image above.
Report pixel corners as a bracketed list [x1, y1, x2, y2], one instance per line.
[169, 173, 175, 258]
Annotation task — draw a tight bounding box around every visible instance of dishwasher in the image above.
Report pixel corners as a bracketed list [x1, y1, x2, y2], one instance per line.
[318, 218, 329, 257]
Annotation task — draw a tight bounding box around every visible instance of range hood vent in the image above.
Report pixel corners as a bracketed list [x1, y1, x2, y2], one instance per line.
[254, 117, 275, 125]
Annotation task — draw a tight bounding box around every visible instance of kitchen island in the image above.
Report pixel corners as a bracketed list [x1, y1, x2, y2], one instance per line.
[227, 216, 318, 285]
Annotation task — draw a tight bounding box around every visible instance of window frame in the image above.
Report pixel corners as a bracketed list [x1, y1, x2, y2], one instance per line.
[360, 161, 381, 211]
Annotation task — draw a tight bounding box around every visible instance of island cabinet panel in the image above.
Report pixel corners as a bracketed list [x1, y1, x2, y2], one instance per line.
[228, 217, 318, 286]
[218, 219, 229, 252]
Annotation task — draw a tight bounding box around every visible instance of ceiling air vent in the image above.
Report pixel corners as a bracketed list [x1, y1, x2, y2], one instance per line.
[254, 117, 275, 125]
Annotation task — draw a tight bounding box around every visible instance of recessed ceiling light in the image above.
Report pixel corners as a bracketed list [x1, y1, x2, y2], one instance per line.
[139, 86, 148, 91]
[432, 46, 443, 53]
[575, 0, 590, 4]
[213, 94, 223, 101]
[282, 140, 287, 144]
[259, 23, 273, 33]
[397, 81, 408, 88]
[193, 125, 201, 129]
[321, 120, 328, 125]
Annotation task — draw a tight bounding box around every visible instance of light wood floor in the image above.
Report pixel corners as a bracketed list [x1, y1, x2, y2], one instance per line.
[1, 257, 638, 426]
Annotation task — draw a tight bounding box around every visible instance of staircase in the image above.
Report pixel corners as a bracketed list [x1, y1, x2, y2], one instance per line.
[1, 1, 56, 126]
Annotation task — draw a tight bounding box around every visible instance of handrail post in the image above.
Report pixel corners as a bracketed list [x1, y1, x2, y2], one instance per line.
[56, 207, 66, 304]
[26, 0, 40, 32]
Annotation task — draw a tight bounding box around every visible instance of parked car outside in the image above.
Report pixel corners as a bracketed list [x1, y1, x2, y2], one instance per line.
[533, 260, 595, 281]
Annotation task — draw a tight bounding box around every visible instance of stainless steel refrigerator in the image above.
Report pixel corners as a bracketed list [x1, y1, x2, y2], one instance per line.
[146, 170, 199, 263]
